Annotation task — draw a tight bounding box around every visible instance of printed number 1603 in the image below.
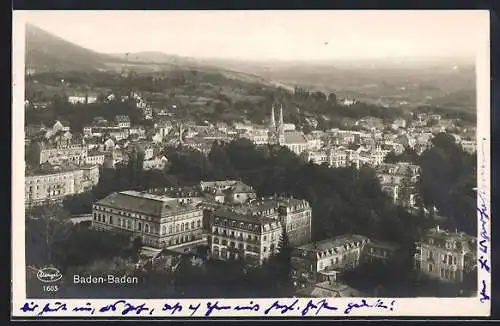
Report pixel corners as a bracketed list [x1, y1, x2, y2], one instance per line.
[42, 285, 59, 292]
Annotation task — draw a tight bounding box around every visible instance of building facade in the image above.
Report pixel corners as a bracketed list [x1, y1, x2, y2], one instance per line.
[25, 164, 99, 206]
[29, 141, 88, 166]
[209, 209, 282, 266]
[290, 235, 370, 287]
[92, 190, 204, 249]
[414, 226, 477, 283]
[277, 198, 312, 247]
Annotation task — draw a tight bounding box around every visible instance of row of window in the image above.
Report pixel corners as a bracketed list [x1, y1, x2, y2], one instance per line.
[212, 240, 276, 253]
[161, 220, 202, 235]
[93, 213, 202, 235]
[425, 251, 458, 265]
[214, 219, 260, 232]
[287, 220, 310, 232]
[213, 228, 259, 241]
[212, 247, 259, 262]
[27, 174, 73, 183]
[440, 268, 458, 280]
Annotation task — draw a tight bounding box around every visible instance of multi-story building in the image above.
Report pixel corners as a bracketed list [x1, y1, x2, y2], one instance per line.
[305, 134, 323, 151]
[29, 141, 88, 166]
[83, 115, 131, 140]
[377, 162, 420, 207]
[142, 156, 169, 171]
[460, 140, 477, 154]
[229, 197, 312, 247]
[209, 209, 282, 266]
[85, 150, 105, 166]
[115, 115, 131, 129]
[129, 126, 147, 139]
[362, 240, 400, 263]
[291, 235, 370, 287]
[92, 190, 204, 249]
[414, 226, 477, 283]
[68, 93, 97, 105]
[276, 198, 312, 247]
[25, 164, 99, 206]
[68, 94, 87, 104]
[359, 146, 387, 167]
[305, 150, 329, 165]
[199, 180, 256, 204]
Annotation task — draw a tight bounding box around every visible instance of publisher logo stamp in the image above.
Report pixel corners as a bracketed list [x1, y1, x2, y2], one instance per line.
[36, 267, 63, 283]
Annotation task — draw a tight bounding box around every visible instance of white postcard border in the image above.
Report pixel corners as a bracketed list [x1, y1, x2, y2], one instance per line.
[11, 10, 492, 318]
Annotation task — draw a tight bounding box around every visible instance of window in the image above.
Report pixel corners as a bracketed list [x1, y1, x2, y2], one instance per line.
[145, 224, 150, 233]
[191, 221, 195, 229]
[181, 224, 184, 231]
[169, 225, 173, 234]
[138, 222, 142, 231]
[263, 235, 267, 241]
[162, 226, 166, 235]
[222, 239, 227, 246]
[440, 268, 445, 278]
[176, 225, 179, 233]
[93, 213, 97, 220]
[428, 264, 433, 272]
[238, 243, 244, 250]
[109, 216, 113, 225]
[230, 242, 235, 248]
[263, 247, 267, 252]
[453, 256, 457, 265]
[197, 220, 201, 227]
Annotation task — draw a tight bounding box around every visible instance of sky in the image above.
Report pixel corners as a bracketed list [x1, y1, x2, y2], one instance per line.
[19, 10, 489, 62]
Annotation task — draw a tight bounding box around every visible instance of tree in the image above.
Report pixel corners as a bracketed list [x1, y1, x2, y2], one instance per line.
[27, 202, 72, 265]
[268, 225, 292, 293]
[418, 133, 476, 235]
[132, 237, 143, 262]
[327, 92, 337, 103]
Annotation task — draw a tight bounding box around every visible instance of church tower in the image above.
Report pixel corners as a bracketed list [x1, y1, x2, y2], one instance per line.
[270, 105, 276, 130]
[277, 104, 285, 145]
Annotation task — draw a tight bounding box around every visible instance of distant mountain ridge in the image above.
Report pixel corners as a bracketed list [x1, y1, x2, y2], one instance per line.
[25, 24, 118, 71]
[25, 23, 476, 112]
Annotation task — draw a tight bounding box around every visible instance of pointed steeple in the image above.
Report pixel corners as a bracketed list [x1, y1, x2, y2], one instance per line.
[271, 105, 276, 129]
[279, 104, 284, 128]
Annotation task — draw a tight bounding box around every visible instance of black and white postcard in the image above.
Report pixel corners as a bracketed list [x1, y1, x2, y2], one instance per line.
[12, 10, 491, 318]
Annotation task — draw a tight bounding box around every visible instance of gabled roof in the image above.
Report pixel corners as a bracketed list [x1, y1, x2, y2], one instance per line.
[96, 191, 195, 217]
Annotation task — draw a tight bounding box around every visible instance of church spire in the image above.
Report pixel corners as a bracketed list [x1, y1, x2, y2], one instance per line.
[279, 104, 284, 127]
[271, 105, 276, 129]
